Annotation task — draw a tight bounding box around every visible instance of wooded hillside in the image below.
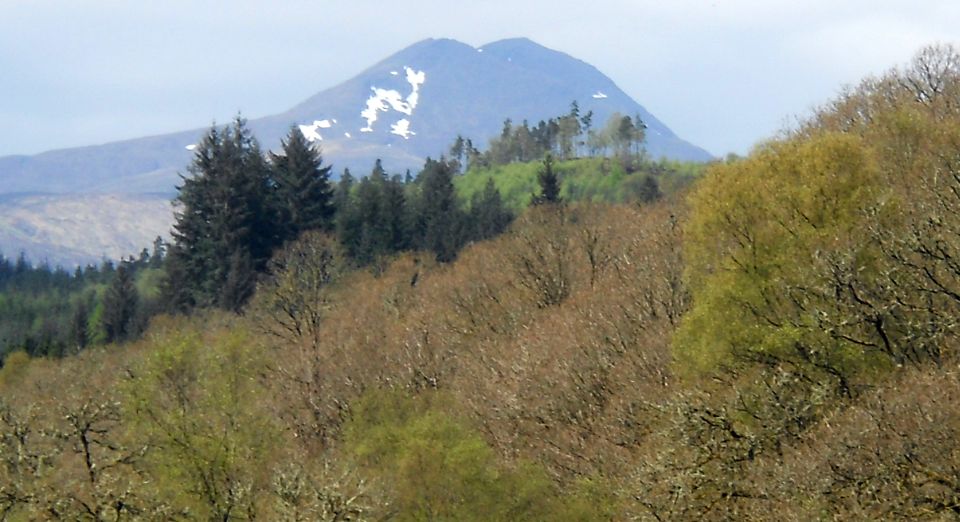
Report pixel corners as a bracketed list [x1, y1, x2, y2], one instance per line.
[2, 44, 960, 520]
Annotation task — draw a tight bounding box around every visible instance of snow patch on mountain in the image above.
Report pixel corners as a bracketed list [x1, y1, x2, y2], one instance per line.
[592, 91, 608, 99]
[298, 119, 334, 142]
[360, 66, 426, 134]
[391, 119, 414, 139]
[406, 67, 425, 108]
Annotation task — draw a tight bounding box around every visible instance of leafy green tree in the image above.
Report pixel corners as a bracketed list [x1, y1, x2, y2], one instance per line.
[676, 132, 890, 394]
[345, 390, 566, 521]
[125, 325, 279, 519]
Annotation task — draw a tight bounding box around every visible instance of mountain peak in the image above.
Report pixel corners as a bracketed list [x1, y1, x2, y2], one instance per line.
[0, 36, 712, 195]
[482, 37, 543, 50]
[390, 37, 477, 61]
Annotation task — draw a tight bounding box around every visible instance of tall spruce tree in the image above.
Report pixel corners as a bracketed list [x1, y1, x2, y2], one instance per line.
[469, 178, 513, 241]
[636, 174, 662, 204]
[164, 117, 279, 311]
[533, 154, 562, 205]
[382, 175, 409, 252]
[270, 127, 335, 240]
[413, 158, 464, 262]
[69, 298, 90, 352]
[101, 264, 138, 343]
[351, 165, 388, 265]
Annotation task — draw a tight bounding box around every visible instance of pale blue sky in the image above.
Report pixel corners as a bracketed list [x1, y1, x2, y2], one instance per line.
[2, 0, 958, 158]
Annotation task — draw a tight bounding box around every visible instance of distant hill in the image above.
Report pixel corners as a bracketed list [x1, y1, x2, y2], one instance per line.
[0, 37, 712, 195]
[0, 194, 172, 267]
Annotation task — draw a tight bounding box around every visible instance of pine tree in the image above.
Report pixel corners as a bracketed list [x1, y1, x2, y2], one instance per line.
[270, 127, 335, 239]
[382, 175, 409, 252]
[69, 298, 89, 352]
[636, 174, 662, 203]
[450, 135, 466, 173]
[219, 250, 255, 313]
[101, 264, 138, 343]
[351, 162, 389, 264]
[469, 178, 513, 241]
[334, 168, 355, 217]
[632, 113, 647, 158]
[413, 158, 464, 262]
[533, 154, 562, 206]
[164, 117, 279, 311]
[334, 169, 362, 261]
[149, 236, 165, 268]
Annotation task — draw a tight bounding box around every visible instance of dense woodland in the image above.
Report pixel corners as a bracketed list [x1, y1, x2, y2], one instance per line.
[3, 44, 960, 520]
[0, 108, 684, 360]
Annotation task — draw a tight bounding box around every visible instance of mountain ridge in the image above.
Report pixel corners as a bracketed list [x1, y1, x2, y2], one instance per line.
[0, 37, 712, 195]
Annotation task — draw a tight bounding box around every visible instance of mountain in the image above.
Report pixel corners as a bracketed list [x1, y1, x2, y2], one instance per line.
[0, 37, 713, 265]
[0, 37, 712, 195]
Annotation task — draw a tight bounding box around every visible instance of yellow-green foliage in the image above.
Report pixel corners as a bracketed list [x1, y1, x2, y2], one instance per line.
[344, 389, 616, 520]
[676, 132, 893, 380]
[125, 318, 280, 519]
[455, 157, 704, 210]
[0, 350, 30, 388]
[134, 267, 165, 300]
[455, 161, 542, 210]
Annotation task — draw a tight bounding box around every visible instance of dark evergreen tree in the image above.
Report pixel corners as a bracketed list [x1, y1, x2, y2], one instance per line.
[270, 127, 335, 239]
[450, 135, 466, 173]
[383, 175, 409, 252]
[69, 298, 89, 352]
[101, 264, 138, 344]
[164, 117, 279, 311]
[469, 178, 513, 241]
[636, 174, 662, 204]
[219, 250, 256, 313]
[334, 168, 355, 217]
[353, 173, 386, 265]
[149, 236, 165, 268]
[412, 158, 464, 262]
[533, 154, 562, 205]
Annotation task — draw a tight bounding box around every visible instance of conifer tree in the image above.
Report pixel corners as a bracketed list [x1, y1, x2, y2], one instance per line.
[382, 175, 409, 252]
[533, 154, 562, 205]
[101, 264, 138, 343]
[636, 174, 662, 203]
[270, 127, 335, 239]
[412, 158, 464, 262]
[469, 178, 513, 241]
[149, 236, 165, 268]
[352, 169, 387, 265]
[69, 299, 89, 352]
[164, 117, 278, 311]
